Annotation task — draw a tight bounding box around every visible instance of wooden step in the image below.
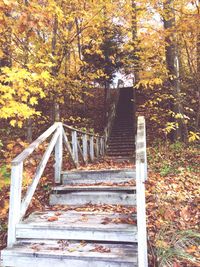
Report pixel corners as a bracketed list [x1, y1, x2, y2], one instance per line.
[106, 148, 134, 152]
[107, 152, 134, 156]
[111, 130, 133, 133]
[50, 191, 136, 206]
[112, 127, 134, 131]
[62, 169, 135, 185]
[52, 184, 136, 193]
[105, 156, 135, 163]
[1, 240, 138, 267]
[16, 211, 137, 243]
[109, 136, 134, 139]
[107, 145, 135, 149]
[110, 134, 133, 137]
[108, 141, 135, 145]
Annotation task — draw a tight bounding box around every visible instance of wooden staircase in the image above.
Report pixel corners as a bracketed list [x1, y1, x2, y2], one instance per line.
[2, 169, 138, 267]
[106, 88, 135, 160]
[1, 87, 148, 266]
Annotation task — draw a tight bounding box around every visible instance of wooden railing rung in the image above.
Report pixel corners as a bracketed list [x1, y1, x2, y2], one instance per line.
[20, 129, 60, 219]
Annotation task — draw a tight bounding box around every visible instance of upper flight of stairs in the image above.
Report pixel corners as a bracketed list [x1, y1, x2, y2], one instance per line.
[106, 88, 135, 160]
[1, 168, 138, 267]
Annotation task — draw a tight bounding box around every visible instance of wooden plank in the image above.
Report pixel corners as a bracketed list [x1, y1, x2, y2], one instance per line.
[82, 134, 88, 163]
[7, 162, 23, 247]
[62, 129, 77, 168]
[2, 255, 137, 267]
[72, 131, 79, 165]
[62, 169, 135, 180]
[20, 130, 60, 219]
[18, 210, 136, 225]
[63, 123, 103, 138]
[100, 137, 105, 156]
[96, 137, 99, 158]
[52, 185, 136, 192]
[2, 241, 137, 267]
[77, 139, 85, 164]
[50, 191, 136, 206]
[136, 116, 148, 267]
[16, 227, 137, 244]
[62, 177, 135, 185]
[89, 136, 94, 161]
[55, 125, 63, 183]
[12, 123, 59, 165]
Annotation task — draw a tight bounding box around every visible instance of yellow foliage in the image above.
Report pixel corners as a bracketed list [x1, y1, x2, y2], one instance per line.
[188, 132, 200, 142]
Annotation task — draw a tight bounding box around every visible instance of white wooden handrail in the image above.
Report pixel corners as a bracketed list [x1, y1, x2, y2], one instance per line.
[62, 123, 105, 167]
[63, 123, 103, 138]
[7, 123, 63, 247]
[12, 123, 60, 165]
[7, 121, 106, 248]
[136, 116, 148, 267]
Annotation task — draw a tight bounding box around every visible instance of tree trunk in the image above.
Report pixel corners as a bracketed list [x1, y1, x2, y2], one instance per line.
[196, 1, 200, 127]
[131, 0, 139, 83]
[0, 16, 12, 69]
[131, 0, 138, 136]
[163, 0, 186, 141]
[51, 15, 60, 122]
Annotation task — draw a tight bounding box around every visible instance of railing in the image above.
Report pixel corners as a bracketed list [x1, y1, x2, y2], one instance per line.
[7, 122, 105, 247]
[62, 124, 105, 168]
[104, 79, 123, 145]
[136, 116, 148, 267]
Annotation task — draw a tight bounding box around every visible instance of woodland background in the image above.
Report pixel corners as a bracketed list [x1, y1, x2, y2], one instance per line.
[0, 0, 200, 266]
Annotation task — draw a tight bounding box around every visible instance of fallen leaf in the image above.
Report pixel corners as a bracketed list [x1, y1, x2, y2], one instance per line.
[47, 216, 58, 222]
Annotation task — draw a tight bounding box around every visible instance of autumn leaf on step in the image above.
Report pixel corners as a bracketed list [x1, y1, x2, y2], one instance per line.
[90, 245, 111, 253]
[101, 217, 112, 225]
[54, 212, 62, 216]
[68, 248, 77, 253]
[186, 245, 197, 253]
[47, 216, 58, 222]
[30, 244, 41, 251]
[80, 215, 88, 222]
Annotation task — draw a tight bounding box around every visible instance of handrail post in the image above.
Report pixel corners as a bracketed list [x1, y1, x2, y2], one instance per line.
[136, 116, 148, 267]
[72, 130, 79, 165]
[96, 137, 99, 158]
[55, 123, 63, 183]
[82, 134, 88, 163]
[89, 136, 94, 161]
[100, 137, 104, 156]
[7, 162, 23, 247]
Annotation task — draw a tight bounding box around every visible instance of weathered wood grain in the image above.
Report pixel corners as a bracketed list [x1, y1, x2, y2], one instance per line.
[7, 163, 23, 247]
[82, 134, 88, 163]
[55, 125, 63, 183]
[72, 131, 79, 165]
[89, 136, 94, 161]
[50, 191, 136, 206]
[2, 240, 137, 267]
